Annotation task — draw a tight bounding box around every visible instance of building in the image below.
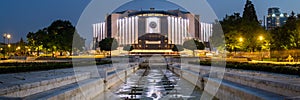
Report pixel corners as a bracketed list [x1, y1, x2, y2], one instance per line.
[92, 1, 213, 55]
[267, 7, 288, 30]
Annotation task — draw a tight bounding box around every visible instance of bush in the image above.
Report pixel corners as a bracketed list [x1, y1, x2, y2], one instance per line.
[189, 61, 300, 75]
[0, 60, 112, 74]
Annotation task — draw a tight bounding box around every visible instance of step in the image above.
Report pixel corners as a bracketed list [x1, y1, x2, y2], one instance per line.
[206, 78, 286, 100]
[23, 78, 105, 100]
[0, 72, 91, 97]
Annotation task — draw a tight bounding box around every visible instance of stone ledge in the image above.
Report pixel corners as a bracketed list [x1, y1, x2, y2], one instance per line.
[224, 73, 300, 97]
[0, 72, 91, 97]
[168, 65, 287, 100]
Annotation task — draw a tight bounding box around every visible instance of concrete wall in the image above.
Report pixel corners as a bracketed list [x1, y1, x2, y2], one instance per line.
[0, 72, 91, 97]
[42, 67, 138, 100]
[0, 64, 139, 100]
[168, 65, 290, 100]
[46, 65, 139, 100]
[223, 73, 300, 97]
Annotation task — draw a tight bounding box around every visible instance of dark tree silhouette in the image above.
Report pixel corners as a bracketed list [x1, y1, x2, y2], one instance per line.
[242, 0, 259, 23]
[98, 38, 119, 57]
[26, 20, 85, 57]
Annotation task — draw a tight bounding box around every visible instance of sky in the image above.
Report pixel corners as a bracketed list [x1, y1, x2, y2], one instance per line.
[1, 0, 300, 44]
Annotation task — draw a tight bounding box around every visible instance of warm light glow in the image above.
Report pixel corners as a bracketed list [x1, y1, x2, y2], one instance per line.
[239, 37, 243, 42]
[16, 46, 21, 50]
[0, 48, 2, 50]
[8, 44, 11, 48]
[28, 49, 31, 51]
[258, 36, 264, 41]
[6, 34, 11, 39]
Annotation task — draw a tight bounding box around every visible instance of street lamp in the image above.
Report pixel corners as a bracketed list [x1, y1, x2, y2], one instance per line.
[258, 35, 264, 61]
[2, 33, 11, 59]
[238, 37, 243, 42]
[258, 35, 264, 41]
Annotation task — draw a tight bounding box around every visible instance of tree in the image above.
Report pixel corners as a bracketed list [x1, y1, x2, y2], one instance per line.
[98, 38, 119, 57]
[218, 0, 268, 52]
[26, 20, 85, 57]
[47, 20, 85, 56]
[123, 45, 134, 55]
[26, 29, 47, 56]
[16, 38, 26, 55]
[270, 12, 300, 50]
[172, 45, 184, 55]
[183, 39, 205, 56]
[242, 0, 259, 23]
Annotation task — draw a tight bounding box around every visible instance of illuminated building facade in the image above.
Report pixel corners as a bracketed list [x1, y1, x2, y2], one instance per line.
[267, 7, 288, 30]
[93, 8, 213, 53]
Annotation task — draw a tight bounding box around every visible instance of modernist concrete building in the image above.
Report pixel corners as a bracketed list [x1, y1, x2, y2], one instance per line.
[92, 2, 213, 54]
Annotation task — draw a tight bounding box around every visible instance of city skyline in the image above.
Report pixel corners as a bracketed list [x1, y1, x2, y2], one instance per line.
[1, 0, 300, 43]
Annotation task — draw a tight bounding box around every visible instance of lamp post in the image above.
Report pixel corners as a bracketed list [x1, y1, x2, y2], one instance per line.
[2, 33, 11, 59]
[7, 34, 11, 57]
[2, 33, 10, 59]
[236, 37, 243, 54]
[258, 35, 264, 61]
[2, 34, 6, 59]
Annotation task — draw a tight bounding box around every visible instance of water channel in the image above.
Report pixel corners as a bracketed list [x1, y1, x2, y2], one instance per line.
[112, 56, 211, 100]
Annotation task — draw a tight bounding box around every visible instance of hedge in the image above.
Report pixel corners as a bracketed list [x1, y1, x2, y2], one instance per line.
[0, 60, 112, 74]
[189, 61, 300, 75]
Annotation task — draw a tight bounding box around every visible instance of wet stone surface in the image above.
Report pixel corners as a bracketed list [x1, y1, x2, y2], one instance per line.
[115, 66, 203, 100]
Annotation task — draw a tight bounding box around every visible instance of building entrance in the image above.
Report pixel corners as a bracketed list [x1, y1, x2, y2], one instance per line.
[133, 33, 173, 50]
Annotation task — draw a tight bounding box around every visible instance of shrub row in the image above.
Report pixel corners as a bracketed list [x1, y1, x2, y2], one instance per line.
[189, 61, 300, 76]
[0, 60, 112, 74]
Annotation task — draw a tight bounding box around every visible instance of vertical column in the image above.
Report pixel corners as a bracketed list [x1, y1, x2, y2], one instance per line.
[135, 16, 139, 44]
[171, 17, 175, 44]
[178, 18, 181, 44]
[117, 19, 121, 45]
[95, 24, 98, 41]
[180, 19, 185, 45]
[118, 20, 121, 45]
[167, 17, 171, 44]
[101, 23, 104, 40]
[97, 23, 100, 41]
[183, 19, 187, 39]
[174, 17, 178, 44]
[125, 18, 128, 45]
[102, 23, 105, 40]
[128, 17, 132, 45]
[100, 23, 102, 41]
[200, 23, 203, 41]
[187, 20, 191, 38]
[104, 23, 106, 39]
[202, 23, 205, 42]
[131, 17, 135, 44]
[205, 23, 207, 42]
[122, 19, 125, 45]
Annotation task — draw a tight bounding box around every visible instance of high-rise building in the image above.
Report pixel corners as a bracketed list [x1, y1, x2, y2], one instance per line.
[266, 7, 288, 30]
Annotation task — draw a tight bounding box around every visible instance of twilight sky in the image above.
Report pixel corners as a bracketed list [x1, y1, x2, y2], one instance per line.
[0, 0, 300, 43]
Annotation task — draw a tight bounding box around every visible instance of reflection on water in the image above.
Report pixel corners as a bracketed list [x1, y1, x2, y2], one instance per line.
[115, 66, 203, 100]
